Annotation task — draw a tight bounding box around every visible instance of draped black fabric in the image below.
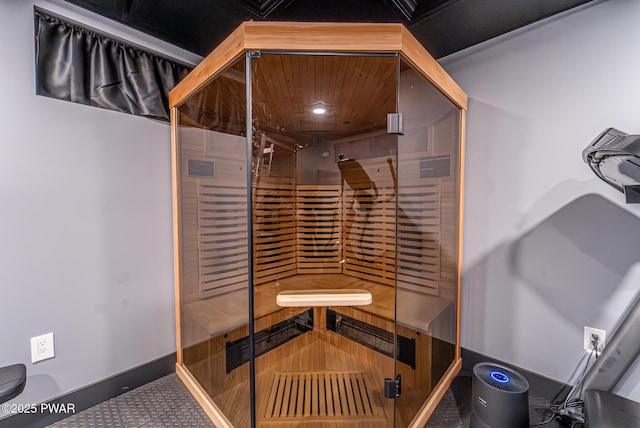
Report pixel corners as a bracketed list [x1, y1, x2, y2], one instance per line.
[35, 11, 192, 121]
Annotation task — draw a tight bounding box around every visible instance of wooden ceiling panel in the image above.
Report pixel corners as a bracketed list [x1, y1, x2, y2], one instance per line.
[252, 54, 397, 140]
[178, 52, 400, 141]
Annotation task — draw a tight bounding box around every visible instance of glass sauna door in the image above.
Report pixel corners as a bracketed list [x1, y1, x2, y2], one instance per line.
[250, 53, 400, 427]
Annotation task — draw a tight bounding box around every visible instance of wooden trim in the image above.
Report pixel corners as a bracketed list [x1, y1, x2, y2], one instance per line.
[399, 27, 467, 110]
[408, 357, 462, 427]
[455, 109, 466, 361]
[176, 364, 234, 428]
[169, 24, 246, 108]
[243, 21, 403, 52]
[171, 107, 183, 366]
[169, 22, 468, 112]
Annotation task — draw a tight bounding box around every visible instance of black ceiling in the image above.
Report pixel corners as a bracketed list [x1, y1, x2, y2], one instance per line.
[63, 0, 594, 59]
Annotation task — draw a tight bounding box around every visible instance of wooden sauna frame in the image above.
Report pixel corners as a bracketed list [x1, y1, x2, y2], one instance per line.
[169, 22, 467, 428]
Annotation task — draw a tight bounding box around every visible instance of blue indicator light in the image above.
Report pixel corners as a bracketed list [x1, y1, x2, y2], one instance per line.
[490, 371, 510, 384]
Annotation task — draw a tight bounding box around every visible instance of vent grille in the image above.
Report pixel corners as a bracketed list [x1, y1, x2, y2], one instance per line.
[226, 310, 313, 373]
[326, 309, 416, 369]
[264, 371, 384, 420]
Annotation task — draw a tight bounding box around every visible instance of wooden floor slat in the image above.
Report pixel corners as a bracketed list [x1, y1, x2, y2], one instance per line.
[263, 371, 383, 421]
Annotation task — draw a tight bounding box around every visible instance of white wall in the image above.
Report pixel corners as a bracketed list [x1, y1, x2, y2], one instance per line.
[441, 0, 640, 401]
[0, 0, 198, 416]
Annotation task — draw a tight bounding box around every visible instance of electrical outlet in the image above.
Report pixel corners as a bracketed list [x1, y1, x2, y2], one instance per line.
[584, 326, 606, 352]
[30, 332, 55, 363]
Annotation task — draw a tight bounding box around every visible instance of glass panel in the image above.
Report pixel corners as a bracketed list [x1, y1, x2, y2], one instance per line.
[395, 57, 461, 422]
[177, 56, 251, 427]
[251, 53, 398, 427]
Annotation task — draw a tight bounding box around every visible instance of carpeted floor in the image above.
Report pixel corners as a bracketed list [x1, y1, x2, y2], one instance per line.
[47, 374, 213, 428]
[49, 372, 563, 427]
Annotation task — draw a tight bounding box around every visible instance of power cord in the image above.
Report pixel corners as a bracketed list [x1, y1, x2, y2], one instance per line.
[530, 338, 599, 427]
[578, 336, 600, 401]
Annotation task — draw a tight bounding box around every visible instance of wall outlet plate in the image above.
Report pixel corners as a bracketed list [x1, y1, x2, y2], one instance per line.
[31, 332, 55, 363]
[584, 326, 606, 352]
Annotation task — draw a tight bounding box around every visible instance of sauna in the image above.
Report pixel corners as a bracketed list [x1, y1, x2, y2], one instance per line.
[169, 22, 466, 427]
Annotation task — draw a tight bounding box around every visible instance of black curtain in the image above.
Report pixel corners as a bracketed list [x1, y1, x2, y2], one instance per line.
[35, 10, 192, 121]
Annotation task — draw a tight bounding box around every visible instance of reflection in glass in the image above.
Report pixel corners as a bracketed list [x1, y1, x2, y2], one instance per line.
[395, 58, 461, 421]
[178, 56, 251, 427]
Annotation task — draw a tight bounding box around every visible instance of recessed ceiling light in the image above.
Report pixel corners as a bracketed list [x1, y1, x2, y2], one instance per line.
[312, 107, 326, 115]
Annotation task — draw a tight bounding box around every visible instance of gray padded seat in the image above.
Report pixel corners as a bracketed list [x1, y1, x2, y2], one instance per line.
[0, 364, 26, 404]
